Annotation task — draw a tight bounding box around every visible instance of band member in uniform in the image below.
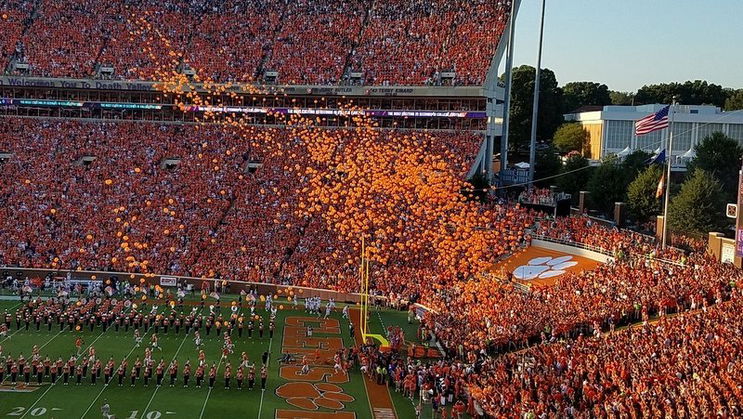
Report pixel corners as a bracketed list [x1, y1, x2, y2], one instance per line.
[195, 364, 204, 388]
[224, 363, 231, 389]
[183, 361, 191, 387]
[36, 362, 43, 384]
[90, 360, 100, 385]
[247, 365, 255, 390]
[260, 364, 267, 390]
[43, 356, 51, 377]
[208, 363, 216, 388]
[23, 362, 31, 385]
[130, 365, 137, 386]
[134, 329, 142, 347]
[104, 358, 114, 384]
[117, 361, 126, 386]
[143, 363, 152, 387]
[75, 363, 83, 385]
[53, 357, 63, 383]
[236, 367, 244, 390]
[75, 336, 84, 356]
[61, 361, 72, 385]
[169, 360, 178, 387]
[134, 357, 142, 378]
[156, 359, 165, 386]
[150, 334, 162, 351]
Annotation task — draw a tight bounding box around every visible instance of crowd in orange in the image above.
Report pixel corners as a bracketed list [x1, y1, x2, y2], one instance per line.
[466, 295, 742, 417]
[535, 215, 703, 262]
[1, 113, 742, 417]
[0, 2, 28, 67]
[0, 0, 510, 85]
[423, 210, 740, 351]
[412, 213, 741, 416]
[0, 117, 492, 294]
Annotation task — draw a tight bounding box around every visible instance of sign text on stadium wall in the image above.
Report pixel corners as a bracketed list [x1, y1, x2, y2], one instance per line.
[0, 77, 152, 91]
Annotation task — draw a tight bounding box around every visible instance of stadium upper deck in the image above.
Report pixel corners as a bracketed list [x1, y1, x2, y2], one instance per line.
[0, 0, 511, 87]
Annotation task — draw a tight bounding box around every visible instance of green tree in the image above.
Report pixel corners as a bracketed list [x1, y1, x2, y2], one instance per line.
[725, 89, 743, 111]
[668, 169, 726, 236]
[557, 152, 591, 202]
[505, 65, 564, 155]
[587, 155, 627, 214]
[561, 81, 611, 113]
[610, 91, 634, 105]
[687, 132, 743, 201]
[534, 146, 562, 187]
[627, 165, 663, 223]
[622, 150, 653, 182]
[552, 123, 588, 155]
[635, 80, 727, 107]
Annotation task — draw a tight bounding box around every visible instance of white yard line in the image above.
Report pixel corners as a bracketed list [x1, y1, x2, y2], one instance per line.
[256, 324, 273, 419]
[79, 322, 158, 419]
[198, 306, 241, 419]
[0, 327, 25, 344]
[0, 302, 32, 344]
[38, 328, 67, 351]
[21, 328, 109, 418]
[139, 308, 201, 419]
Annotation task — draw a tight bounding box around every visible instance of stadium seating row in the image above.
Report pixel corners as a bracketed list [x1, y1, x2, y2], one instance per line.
[0, 117, 486, 293]
[0, 0, 510, 86]
[1, 116, 740, 417]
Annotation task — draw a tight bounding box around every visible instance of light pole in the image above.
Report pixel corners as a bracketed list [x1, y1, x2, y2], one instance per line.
[528, 0, 547, 188]
[499, 0, 519, 183]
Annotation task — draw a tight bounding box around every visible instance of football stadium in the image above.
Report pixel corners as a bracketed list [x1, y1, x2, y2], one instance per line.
[0, 1, 742, 418]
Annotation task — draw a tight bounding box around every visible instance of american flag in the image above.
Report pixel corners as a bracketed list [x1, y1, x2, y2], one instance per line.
[635, 105, 670, 136]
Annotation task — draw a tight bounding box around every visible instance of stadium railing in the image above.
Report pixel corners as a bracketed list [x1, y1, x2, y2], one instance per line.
[532, 234, 686, 268]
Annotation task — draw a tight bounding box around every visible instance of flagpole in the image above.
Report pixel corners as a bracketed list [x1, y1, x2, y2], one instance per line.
[661, 98, 677, 249]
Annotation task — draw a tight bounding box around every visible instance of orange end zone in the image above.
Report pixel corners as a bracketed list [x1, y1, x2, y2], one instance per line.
[491, 246, 600, 287]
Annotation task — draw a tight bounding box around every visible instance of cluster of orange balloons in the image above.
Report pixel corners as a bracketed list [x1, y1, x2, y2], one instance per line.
[118, 15, 531, 299]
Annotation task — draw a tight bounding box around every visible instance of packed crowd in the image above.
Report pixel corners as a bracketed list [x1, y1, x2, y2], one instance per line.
[535, 216, 692, 262]
[0, 117, 494, 295]
[422, 210, 742, 350]
[352, 217, 742, 417]
[0, 1, 28, 67]
[464, 294, 743, 417]
[2, 112, 742, 417]
[517, 188, 561, 207]
[0, 0, 511, 85]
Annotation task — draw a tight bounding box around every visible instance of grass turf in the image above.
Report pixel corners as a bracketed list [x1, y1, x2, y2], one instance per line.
[0, 300, 373, 419]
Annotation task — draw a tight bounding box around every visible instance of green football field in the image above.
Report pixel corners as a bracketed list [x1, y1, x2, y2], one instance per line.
[0, 298, 422, 419]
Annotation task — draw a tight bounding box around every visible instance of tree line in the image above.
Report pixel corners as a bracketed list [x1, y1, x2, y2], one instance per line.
[497, 65, 743, 238]
[505, 65, 743, 155]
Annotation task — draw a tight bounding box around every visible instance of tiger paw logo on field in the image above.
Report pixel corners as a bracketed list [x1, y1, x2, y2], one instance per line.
[276, 382, 355, 410]
[513, 256, 577, 280]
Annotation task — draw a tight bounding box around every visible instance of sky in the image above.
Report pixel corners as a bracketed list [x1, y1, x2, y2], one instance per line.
[505, 0, 743, 92]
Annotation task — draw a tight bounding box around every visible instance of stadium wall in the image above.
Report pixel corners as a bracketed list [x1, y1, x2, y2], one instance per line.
[0, 266, 371, 304]
[0, 76, 484, 97]
[531, 238, 614, 264]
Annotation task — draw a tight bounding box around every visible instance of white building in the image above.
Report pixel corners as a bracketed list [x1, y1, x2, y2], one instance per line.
[564, 104, 743, 164]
